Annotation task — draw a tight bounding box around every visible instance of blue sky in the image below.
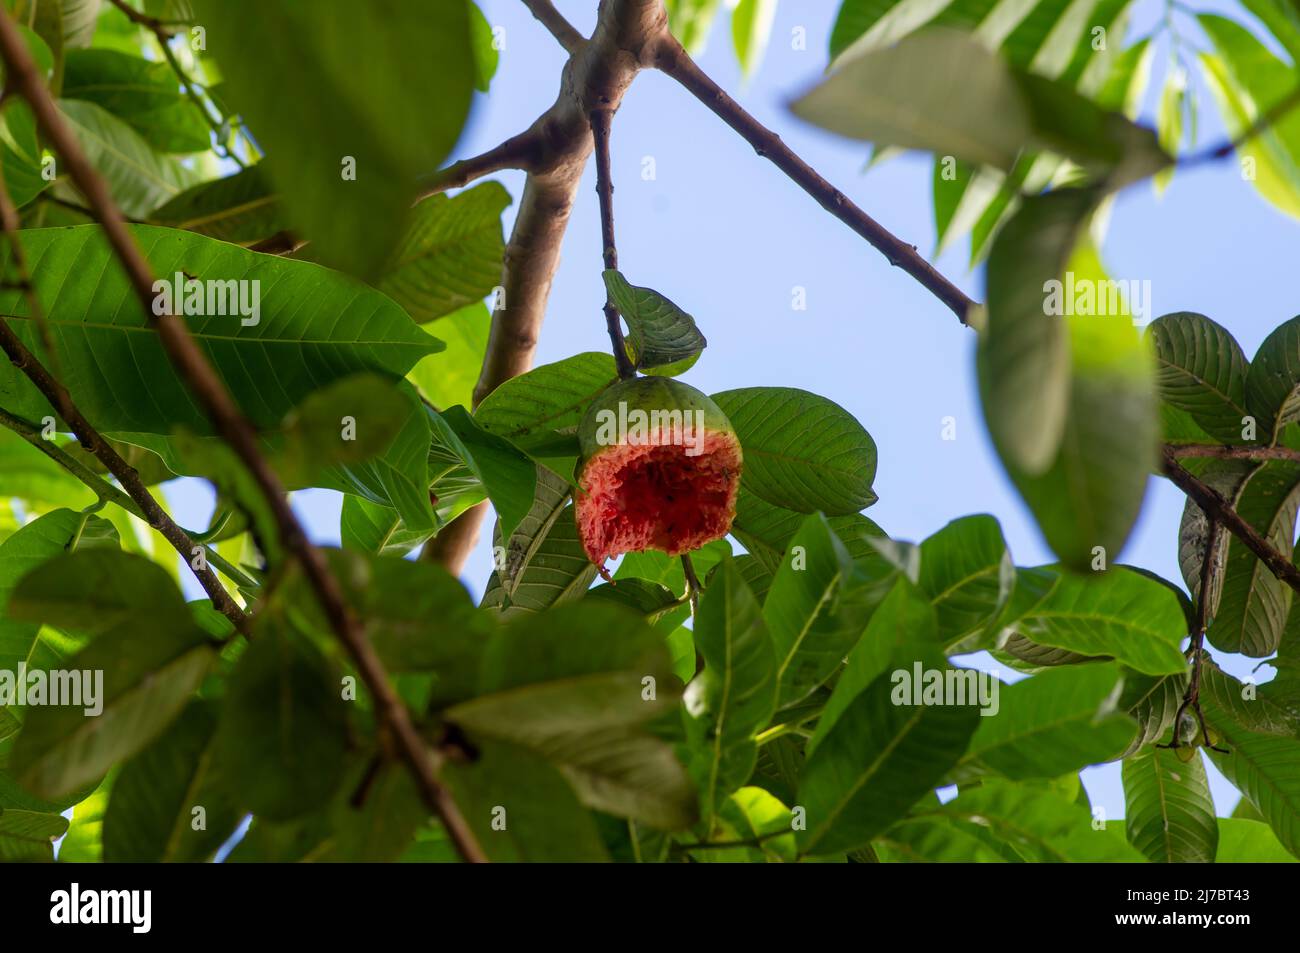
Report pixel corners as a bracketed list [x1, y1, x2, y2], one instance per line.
[168, 0, 1300, 821]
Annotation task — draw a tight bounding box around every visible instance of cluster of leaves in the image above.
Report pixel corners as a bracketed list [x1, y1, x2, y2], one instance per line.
[0, 0, 1298, 865]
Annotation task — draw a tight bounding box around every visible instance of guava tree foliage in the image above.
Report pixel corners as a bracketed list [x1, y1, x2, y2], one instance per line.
[0, 0, 1297, 867]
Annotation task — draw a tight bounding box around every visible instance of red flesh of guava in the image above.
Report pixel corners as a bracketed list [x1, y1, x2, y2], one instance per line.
[577, 429, 741, 577]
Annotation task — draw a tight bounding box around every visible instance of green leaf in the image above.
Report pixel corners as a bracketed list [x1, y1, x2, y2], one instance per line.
[711, 387, 877, 514]
[474, 351, 616, 472]
[407, 302, 490, 411]
[0, 225, 441, 435]
[7, 550, 214, 799]
[442, 740, 610, 862]
[339, 495, 434, 558]
[57, 775, 111, 862]
[1199, 16, 1300, 221]
[446, 601, 693, 828]
[57, 98, 199, 217]
[434, 404, 535, 541]
[684, 558, 778, 823]
[0, 806, 67, 861]
[1206, 456, 1300, 657]
[1216, 817, 1299, 862]
[808, 578, 940, 753]
[0, 99, 52, 209]
[492, 465, 572, 598]
[377, 182, 510, 324]
[764, 513, 857, 707]
[480, 505, 597, 615]
[1204, 688, 1300, 857]
[1148, 311, 1250, 444]
[729, 489, 884, 573]
[1120, 668, 1188, 756]
[602, 270, 707, 371]
[1, 509, 116, 730]
[959, 663, 1134, 780]
[1123, 744, 1218, 863]
[731, 0, 778, 78]
[978, 187, 1092, 474]
[795, 29, 1167, 178]
[193, 0, 476, 278]
[216, 616, 349, 822]
[149, 166, 288, 245]
[1246, 316, 1300, 442]
[665, 0, 724, 54]
[997, 566, 1189, 675]
[927, 778, 1146, 861]
[62, 48, 210, 152]
[987, 238, 1158, 569]
[797, 662, 980, 856]
[916, 514, 1015, 649]
[468, 0, 498, 91]
[103, 700, 242, 861]
[1154, 64, 1186, 192]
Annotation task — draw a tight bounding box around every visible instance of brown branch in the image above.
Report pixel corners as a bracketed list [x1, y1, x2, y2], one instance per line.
[0, 169, 249, 633]
[1160, 446, 1300, 595]
[0, 325, 251, 632]
[0, 8, 485, 863]
[591, 107, 636, 379]
[416, 129, 541, 200]
[1167, 443, 1300, 462]
[650, 34, 976, 325]
[1182, 84, 1300, 165]
[521, 0, 586, 54]
[426, 2, 666, 574]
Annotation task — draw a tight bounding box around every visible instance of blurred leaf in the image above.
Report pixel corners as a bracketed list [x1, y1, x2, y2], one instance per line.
[731, 0, 778, 78]
[103, 700, 242, 861]
[149, 166, 288, 245]
[8, 550, 214, 799]
[216, 616, 349, 822]
[193, 0, 476, 278]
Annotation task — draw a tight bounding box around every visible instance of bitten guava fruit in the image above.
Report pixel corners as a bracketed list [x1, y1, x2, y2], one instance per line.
[576, 377, 742, 577]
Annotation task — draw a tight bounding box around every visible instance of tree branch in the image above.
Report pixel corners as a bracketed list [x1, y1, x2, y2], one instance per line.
[1182, 84, 1300, 165]
[1167, 443, 1300, 462]
[521, 0, 586, 54]
[650, 33, 976, 325]
[591, 107, 636, 379]
[416, 129, 541, 200]
[430, 0, 668, 572]
[1160, 446, 1300, 595]
[0, 8, 485, 863]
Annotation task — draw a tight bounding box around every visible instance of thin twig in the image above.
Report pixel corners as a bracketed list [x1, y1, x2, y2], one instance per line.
[1160, 446, 1300, 596]
[1182, 84, 1300, 165]
[0, 408, 260, 592]
[591, 107, 636, 379]
[0, 7, 486, 864]
[415, 129, 539, 200]
[650, 33, 976, 325]
[1160, 520, 1229, 753]
[682, 553, 702, 617]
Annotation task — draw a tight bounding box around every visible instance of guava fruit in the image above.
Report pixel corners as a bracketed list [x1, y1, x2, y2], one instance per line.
[576, 377, 742, 577]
